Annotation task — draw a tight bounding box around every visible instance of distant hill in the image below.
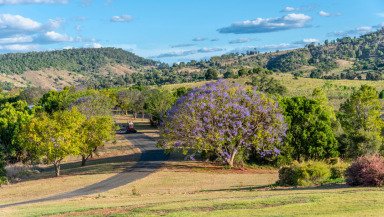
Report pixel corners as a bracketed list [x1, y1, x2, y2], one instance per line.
[0, 48, 159, 90]
[1, 28, 384, 91]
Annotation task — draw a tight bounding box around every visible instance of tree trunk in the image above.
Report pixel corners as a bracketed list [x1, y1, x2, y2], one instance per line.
[225, 150, 237, 167]
[82, 155, 87, 166]
[134, 112, 137, 119]
[142, 110, 144, 120]
[54, 161, 61, 177]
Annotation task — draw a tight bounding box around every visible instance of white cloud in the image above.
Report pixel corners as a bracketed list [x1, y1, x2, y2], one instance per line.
[0, 14, 65, 38]
[0, 0, 68, 5]
[230, 43, 301, 53]
[280, 7, 301, 12]
[34, 31, 96, 44]
[149, 47, 224, 58]
[71, 17, 87, 22]
[0, 44, 41, 51]
[74, 25, 82, 31]
[293, 38, 321, 44]
[280, 5, 319, 13]
[81, 0, 92, 7]
[104, 0, 113, 6]
[217, 13, 312, 34]
[0, 36, 33, 44]
[192, 37, 208, 41]
[110, 15, 133, 22]
[318, 11, 342, 17]
[63, 46, 76, 49]
[211, 38, 219, 41]
[229, 38, 260, 44]
[327, 26, 373, 37]
[83, 43, 102, 48]
[170, 43, 195, 48]
[376, 13, 384, 18]
[197, 47, 224, 52]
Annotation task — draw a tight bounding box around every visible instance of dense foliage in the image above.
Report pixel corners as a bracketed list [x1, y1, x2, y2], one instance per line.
[279, 96, 339, 161]
[157, 79, 287, 166]
[0, 48, 158, 75]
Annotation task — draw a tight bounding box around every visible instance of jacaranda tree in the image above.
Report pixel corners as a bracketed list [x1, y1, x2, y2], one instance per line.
[157, 79, 287, 167]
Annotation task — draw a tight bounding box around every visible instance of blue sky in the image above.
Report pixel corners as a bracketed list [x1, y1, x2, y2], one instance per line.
[0, 0, 383, 64]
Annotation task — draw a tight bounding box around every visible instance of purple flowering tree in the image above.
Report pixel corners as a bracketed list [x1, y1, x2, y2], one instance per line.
[157, 79, 287, 167]
[118, 89, 140, 116]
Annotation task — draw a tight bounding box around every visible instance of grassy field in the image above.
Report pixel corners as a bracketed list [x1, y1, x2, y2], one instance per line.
[163, 73, 384, 110]
[1, 114, 384, 216]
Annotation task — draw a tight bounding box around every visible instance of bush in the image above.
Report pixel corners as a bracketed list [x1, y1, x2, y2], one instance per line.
[345, 153, 384, 187]
[278, 161, 331, 186]
[330, 163, 350, 178]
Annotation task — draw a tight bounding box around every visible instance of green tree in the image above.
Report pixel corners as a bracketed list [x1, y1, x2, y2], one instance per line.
[247, 74, 287, 95]
[223, 70, 235, 78]
[238, 68, 248, 77]
[80, 116, 116, 166]
[0, 82, 3, 93]
[312, 87, 336, 120]
[20, 108, 86, 176]
[339, 85, 384, 157]
[280, 96, 339, 161]
[0, 148, 6, 186]
[145, 88, 175, 125]
[205, 68, 218, 80]
[0, 101, 33, 162]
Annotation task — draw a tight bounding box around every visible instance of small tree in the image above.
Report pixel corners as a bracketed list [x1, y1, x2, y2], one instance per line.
[205, 68, 218, 80]
[280, 96, 339, 161]
[69, 93, 116, 166]
[118, 89, 140, 115]
[247, 75, 287, 95]
[340, 85, 384, 157]
[146, 88, 175, 125]
[238, 68, 248, 77]
[80, 116, 116, 166]
[157, 79, 287, 167]
[20, 108, 86, 176]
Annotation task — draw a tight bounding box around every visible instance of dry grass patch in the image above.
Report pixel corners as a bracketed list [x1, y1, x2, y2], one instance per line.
[0, 134, 141, 206]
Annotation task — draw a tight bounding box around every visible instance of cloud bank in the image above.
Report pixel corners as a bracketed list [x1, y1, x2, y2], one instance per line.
[217, 13, 312, 34]
[149, 47, 224, 58]
[318, 11, 342, 17]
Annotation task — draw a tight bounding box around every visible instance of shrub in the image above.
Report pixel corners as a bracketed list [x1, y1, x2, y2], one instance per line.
[278, 161, 331, 186]
[330, 163, 350, 178]
[345, 153, 384, 187]
[295, 161, 331, 186]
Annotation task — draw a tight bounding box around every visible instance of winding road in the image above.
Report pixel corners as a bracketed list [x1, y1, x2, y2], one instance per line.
[0, 133, 169, 209]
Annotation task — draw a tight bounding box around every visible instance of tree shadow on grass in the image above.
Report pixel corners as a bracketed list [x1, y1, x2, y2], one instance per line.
[15, 152, 142, 183]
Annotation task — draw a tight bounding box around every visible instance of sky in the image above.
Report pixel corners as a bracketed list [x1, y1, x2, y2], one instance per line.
[0, 0, 383, 64]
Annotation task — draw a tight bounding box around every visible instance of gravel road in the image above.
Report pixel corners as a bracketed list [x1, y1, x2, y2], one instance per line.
[0, 133, 168, 209]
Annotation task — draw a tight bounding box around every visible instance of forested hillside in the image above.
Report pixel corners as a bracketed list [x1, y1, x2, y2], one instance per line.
[0, 48, 159, 90]
[1, 28, 384, 91]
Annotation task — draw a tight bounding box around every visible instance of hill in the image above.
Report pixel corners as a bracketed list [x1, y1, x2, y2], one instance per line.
[0, 48, 159, 90]
[1, 28, 384, 91]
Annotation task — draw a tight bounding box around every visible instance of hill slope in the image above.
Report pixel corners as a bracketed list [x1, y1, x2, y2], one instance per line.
[1, 28, 384, 90]
[0, 48, 158, 90]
